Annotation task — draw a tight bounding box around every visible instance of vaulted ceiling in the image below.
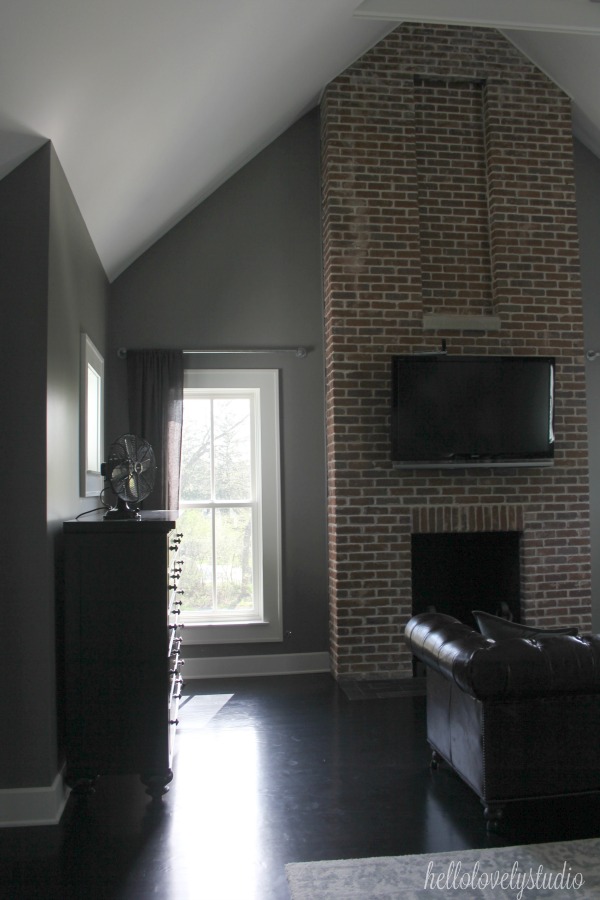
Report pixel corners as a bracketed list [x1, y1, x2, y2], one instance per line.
[2, 0, 600, 281]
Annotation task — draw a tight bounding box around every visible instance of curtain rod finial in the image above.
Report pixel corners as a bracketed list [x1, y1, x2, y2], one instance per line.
[117, 347, 127, 359]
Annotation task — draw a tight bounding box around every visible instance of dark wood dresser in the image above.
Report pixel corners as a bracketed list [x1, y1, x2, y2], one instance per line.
[63, 510, 184, 797]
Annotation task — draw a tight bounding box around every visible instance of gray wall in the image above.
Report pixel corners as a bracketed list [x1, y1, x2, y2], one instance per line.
[0, 146, 53, 787]
[48, 146, 108, 526]
[47, 145, 109, 773]
[575, 138, 600, 632]
[0, 144, 108, 790]
[108, 108, 329, 660]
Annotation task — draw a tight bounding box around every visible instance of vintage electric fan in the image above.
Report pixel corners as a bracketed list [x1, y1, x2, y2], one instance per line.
[101, 433, 156, 519]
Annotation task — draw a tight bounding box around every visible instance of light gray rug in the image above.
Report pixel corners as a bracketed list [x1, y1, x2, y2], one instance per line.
[286, 837, 600, 899]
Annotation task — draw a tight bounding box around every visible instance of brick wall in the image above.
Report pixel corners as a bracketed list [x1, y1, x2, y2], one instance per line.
[321, 24, 591, 680]
[415, 77, 492, 315]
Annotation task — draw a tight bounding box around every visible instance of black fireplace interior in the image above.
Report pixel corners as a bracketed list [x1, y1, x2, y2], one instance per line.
[411, 531, 521, 629]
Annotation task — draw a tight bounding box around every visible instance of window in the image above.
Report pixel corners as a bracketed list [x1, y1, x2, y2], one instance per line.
[80, 334, 104, 497]
[178, 370, 282, 644]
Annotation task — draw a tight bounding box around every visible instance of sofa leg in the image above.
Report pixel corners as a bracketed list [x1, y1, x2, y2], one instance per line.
[483, 803, 505, 832]
[430, 749, 441, 769]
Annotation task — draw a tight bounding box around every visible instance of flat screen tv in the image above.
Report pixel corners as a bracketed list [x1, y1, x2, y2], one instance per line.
[391, 355, 555, 468]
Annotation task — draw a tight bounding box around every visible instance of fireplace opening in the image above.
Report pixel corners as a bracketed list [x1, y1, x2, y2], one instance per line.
[411, 530, 521, 628]
[411, 530, 521, 676]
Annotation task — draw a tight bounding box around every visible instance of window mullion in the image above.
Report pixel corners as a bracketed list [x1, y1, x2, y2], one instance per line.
[211, 508, 217, 612]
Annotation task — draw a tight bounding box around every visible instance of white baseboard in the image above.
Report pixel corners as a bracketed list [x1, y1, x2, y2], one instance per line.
[0, 769, 69, 828]
[183, 651, 330, 679]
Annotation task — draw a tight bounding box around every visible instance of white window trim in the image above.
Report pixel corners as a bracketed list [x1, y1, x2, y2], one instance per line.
[80, 334, 104, 498]
[180, 369, 283, 644]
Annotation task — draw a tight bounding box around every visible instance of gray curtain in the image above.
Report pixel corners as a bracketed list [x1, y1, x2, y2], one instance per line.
[127, 350, 184, 511]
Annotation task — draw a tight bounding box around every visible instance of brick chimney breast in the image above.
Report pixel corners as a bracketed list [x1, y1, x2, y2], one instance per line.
[321, 23, 591, 681]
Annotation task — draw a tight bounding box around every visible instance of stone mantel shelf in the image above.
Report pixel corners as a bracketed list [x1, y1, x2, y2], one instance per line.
[422, 314, 502, 332]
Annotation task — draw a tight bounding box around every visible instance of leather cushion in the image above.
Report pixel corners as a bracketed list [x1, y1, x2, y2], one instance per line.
[472, 609, 578, 641]
[405, 612, 600, 699]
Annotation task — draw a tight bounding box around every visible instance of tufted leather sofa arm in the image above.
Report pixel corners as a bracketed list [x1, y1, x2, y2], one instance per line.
[405, 612, 600, 700]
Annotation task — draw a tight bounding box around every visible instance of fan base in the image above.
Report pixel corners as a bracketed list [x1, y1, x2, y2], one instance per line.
[104, 504, 141, 521]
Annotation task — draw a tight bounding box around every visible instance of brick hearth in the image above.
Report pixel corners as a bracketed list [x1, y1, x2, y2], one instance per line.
[320, 23, 591, 680]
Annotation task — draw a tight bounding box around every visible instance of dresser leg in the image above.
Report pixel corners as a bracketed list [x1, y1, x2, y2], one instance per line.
[141, 769, 174, 798]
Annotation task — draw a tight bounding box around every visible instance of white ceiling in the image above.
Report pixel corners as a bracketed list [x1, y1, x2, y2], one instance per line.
[2, 0, 600, 281]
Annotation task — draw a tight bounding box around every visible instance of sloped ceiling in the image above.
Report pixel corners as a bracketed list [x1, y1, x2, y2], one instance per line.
[1, 0, 600, 281]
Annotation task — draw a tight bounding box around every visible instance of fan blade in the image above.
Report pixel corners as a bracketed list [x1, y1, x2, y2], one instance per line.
[136, 472, 154, 497]
[112, 476, 134, 499]
[123, 435, 139, 457]
[126, 474, 142, 501]
[110, 463, 131, 481]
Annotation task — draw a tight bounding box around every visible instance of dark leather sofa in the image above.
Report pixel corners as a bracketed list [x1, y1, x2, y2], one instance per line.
[405, 611, 600, 829]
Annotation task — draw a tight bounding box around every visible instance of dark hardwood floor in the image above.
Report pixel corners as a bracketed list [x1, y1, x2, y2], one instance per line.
[2, 673, 599, 899]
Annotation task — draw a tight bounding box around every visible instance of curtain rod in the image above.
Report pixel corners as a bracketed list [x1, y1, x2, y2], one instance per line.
[117, 346, 308, 360]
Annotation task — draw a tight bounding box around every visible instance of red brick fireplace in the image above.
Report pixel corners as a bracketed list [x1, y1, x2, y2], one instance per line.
[320, 23, 591, 680]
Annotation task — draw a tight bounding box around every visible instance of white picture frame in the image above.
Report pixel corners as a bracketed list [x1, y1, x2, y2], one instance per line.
[80, 333, 104, 497]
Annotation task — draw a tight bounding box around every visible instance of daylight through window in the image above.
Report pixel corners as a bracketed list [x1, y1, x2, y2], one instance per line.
[179, 391, 258, 620]
[178, 370, 282, 643]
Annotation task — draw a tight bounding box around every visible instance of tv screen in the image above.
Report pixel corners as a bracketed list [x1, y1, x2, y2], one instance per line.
[391, 355, 555, 467]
